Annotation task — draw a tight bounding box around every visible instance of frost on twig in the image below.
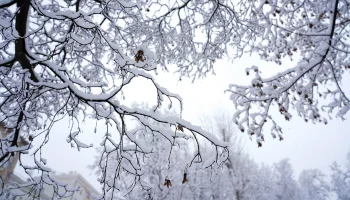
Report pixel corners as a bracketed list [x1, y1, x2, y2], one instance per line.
[1, 0, 349, 197]
[0, 0, 228, 198]
[226, 0, 349, 146]
[91, 108, 229, 199]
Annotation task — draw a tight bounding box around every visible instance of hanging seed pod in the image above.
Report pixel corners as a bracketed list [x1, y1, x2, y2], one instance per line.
[177, 124, 184, 132]
[134, 50, 145, 63]
[164, 178, 172, 188]
[182, 173, 188, 184]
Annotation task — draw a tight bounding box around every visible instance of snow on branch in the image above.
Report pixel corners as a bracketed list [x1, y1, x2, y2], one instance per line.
[1, 0, 349, 198]
[227, 0, 349, 146]
[0, 0, 228, 198]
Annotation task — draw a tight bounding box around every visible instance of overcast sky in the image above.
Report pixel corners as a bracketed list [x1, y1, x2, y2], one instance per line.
[155, 54, 350, 181]
[15, 53, 350, 191]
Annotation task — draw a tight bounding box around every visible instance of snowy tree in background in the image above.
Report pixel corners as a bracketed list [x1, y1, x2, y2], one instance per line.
[299, 169, 330, 200]
[331, 151, 350, 200]
[273, 159, 301, 200]
[247, 164, 278, 200]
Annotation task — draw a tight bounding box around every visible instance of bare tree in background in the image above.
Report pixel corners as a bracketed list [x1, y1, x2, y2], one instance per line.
[200, 110, 243, 154]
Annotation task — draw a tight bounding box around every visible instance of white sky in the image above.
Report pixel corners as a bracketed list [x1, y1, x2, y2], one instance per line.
[154, 54, 350, 180]
[15, 53, 350, 191]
